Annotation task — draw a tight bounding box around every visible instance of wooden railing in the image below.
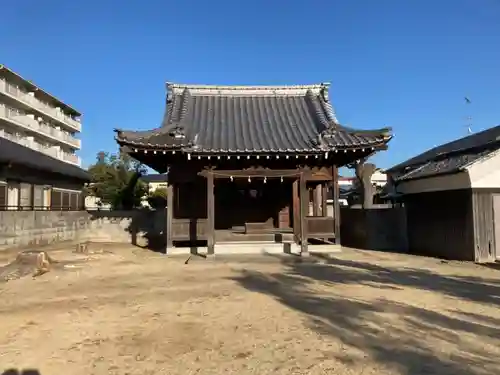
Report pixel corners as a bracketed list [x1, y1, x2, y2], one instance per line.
[171, 218, 207, 240]
[305, 216, 335, 237]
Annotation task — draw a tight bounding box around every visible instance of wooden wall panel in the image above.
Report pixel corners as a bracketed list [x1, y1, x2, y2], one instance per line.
[405, 189, 475, 261]
[471, 190, 496, 262]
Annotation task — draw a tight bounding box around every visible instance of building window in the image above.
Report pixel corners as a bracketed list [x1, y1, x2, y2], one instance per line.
[19, 183, 33, 209]
[70, 192, 79, 210]
[51, 189, 81, 210]
[7, 182, 19, 210]
[51, 190, 62, 210]
[33, 185, 44, 209]
[43, 186, 51, 210]
[62, 191, 70, 208]
[0, 183, 7, 209]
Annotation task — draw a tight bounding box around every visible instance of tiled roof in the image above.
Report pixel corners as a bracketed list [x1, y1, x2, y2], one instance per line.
[115, 83, 392, 154]
[395, 150, 491, 181]
[0, 137, 90, 181]
[388, 125, 500, 182]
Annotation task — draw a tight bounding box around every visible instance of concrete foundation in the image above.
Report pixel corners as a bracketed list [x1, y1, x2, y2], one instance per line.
[166, 242, 342, 256]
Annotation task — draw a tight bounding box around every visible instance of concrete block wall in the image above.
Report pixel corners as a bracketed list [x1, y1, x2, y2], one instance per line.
[0, 209, 165, 250]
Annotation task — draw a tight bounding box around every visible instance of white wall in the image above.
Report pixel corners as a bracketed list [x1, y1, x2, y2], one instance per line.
[467, 149, 500, 188]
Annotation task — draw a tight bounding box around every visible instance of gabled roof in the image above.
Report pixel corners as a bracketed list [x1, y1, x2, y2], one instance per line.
[115, 82, 392, 154]
[387, 125, 500, 181]
[0, 137, 90, 181]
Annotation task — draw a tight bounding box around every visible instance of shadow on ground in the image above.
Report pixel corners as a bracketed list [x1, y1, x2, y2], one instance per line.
[2, 370, 41, 375]
[230, 253, 500, 375]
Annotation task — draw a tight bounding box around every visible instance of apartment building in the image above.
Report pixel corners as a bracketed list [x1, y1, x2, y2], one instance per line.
[0, 65, 90, 210]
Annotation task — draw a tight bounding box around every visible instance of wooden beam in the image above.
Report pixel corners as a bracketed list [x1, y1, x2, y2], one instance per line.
[299, 172, 309, 256]
[196, 166, 336, 181]
[307, 173, 333, 181]
[199, 168, 302, 178]
[165, 183, 173, 252]
[206, 171, 215, 256]
[332, 165, 341, 245]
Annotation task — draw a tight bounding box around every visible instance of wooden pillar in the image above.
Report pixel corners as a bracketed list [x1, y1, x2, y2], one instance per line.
[332, 165, 341, 245]
[299, 172, 309, 256]
[30, 184, 35, 210]
[292, 179, 300, 242]
[207, 172, 215, 256]
[321, 183, 327, 216]
[165, 183, 173, 252]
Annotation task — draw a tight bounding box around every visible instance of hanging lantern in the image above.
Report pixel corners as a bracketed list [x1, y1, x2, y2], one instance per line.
[281, 176, 284, 183]
[248, 176, 251, 183]
[230, 176, 233, 182]
[264, 177, 267, 184]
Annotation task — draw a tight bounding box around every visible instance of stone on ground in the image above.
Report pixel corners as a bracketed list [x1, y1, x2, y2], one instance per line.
[0, 250, 54, 282]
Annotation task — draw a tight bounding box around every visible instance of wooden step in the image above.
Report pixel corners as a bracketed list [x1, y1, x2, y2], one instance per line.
[245, 222, 273, 234]
[215, 231, 294, 243]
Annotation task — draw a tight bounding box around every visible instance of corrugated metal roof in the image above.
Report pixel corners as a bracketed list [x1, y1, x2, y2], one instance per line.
[115, 83, 391, 154]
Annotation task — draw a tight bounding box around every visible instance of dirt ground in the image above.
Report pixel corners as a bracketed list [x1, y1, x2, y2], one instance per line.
[1, 245, 500, 375]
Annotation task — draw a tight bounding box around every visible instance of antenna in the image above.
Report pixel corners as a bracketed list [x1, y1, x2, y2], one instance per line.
[465, 96, 473, 134]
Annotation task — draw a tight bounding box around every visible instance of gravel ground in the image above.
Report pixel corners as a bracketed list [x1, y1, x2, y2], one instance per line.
[1, 244, 500, 375]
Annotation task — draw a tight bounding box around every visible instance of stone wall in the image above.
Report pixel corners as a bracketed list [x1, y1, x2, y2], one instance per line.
[340, 206, 408, 252]
[0, 209, 165, 250]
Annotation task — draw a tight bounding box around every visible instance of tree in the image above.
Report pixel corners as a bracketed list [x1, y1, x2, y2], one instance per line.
[85, 150, 148, 209]
[147, 187, 168, 209]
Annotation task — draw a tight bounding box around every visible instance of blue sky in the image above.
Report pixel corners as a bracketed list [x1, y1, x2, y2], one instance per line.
[1, 0, 499, 171]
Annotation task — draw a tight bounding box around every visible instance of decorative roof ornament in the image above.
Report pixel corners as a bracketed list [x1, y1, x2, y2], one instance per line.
[320, 85, 330, 102]
[169, 125, 186, 139]
[192, 133, 200, 150]
[309, 134, 328, 149]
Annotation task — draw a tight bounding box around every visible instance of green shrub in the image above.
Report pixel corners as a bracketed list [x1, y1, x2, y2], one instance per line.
[148, 187, 168, 209]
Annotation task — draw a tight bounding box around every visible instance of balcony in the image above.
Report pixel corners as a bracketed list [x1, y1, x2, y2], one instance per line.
[61, 152, 81, 165]
[0, 79, 82, 132]
[0, 129, 81, 166]
[0, 104, 81, 149]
